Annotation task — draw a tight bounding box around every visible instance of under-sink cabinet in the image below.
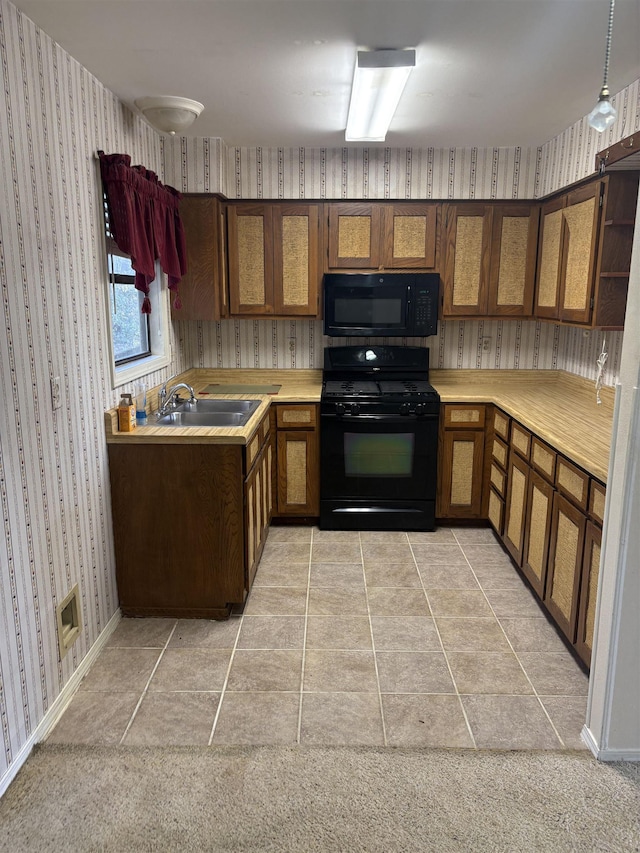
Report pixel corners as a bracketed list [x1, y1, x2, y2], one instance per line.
[107, 411, 273, 619]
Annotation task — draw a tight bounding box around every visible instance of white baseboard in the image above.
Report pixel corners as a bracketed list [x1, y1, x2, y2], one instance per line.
[581, 725, 640, 762]
[0, 608, 122, 800]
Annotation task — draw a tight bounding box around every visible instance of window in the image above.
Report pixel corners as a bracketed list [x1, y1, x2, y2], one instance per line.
[108, 249, 151, 364]
[102, 193, 171, 388]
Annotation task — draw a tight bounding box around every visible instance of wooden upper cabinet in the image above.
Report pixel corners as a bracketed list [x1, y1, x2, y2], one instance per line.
[326, 202, 438, 270]
[534, 171, 639, 329]
[442, 204, 492, 315]
[382, 204, 438, 268]
[534, 196, 566, 320]
[487, 204, 539, 316]
[559, 182, 601, 325]
[227, 202, 321, 317]
[227, 204, 274, 315]
[272, 205, 320, 315]
[442, 203, 537, 317]
[174, 194, 227, 321]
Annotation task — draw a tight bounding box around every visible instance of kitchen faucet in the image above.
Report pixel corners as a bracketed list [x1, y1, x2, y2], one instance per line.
[156, 378, 197, 417]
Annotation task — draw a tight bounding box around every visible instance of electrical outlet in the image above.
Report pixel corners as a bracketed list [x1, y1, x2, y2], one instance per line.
[50, 376, 61, 410]
[482, 337, 491, 352]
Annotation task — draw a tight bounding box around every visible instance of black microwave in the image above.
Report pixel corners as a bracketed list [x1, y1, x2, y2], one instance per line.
[323, 272, 439, 337]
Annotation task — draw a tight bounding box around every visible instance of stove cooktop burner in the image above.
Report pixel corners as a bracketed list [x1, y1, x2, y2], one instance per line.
[322, 378, 438, 399]
[324, 380, 381, 396]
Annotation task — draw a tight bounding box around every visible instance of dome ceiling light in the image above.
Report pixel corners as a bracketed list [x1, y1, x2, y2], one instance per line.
[134, 96, 204, 135]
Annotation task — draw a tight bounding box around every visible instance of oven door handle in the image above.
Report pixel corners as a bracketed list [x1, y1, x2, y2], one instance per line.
[321, 413, 437, 423]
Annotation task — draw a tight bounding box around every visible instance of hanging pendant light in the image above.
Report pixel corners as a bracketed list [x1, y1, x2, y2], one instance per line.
[587, 0, 617, 132]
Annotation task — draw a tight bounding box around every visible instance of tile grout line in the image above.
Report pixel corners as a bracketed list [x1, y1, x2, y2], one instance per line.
[361, 532, 390, 748]
[207, 614, 244, 746]
[451, 530, 567, 749]
[409, 536, 478, 749]
[118, 621, 179, 745]
[295, 529, 313, 744]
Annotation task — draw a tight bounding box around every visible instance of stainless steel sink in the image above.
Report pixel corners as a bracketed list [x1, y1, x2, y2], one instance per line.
[175, 399, 261, 415]
[156, 398, 261, 427]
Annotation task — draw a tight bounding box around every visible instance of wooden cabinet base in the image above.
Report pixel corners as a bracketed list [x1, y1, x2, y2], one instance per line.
[120, 604, 235, 619]
[109, 443, 247, 618]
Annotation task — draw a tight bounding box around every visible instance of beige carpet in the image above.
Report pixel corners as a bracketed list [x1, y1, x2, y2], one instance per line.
[1, 745, 638, 852]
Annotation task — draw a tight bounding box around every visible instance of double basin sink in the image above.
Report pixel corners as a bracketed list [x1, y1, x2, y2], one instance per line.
[156, 398, 261, 428]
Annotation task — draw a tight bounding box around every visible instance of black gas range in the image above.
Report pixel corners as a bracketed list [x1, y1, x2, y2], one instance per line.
[320, 346, 440, 531]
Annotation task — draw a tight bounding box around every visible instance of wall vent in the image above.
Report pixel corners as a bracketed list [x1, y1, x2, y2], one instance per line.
[56, 584, 82, 659]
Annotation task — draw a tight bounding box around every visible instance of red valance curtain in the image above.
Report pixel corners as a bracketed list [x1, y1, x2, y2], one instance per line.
[99, 151, 187, 313]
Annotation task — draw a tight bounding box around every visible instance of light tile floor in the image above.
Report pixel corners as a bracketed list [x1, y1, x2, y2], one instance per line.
[48, 526, 590, 750]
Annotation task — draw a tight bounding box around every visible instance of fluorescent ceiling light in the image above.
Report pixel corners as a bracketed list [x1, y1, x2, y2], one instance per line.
[346, 49, 416, 142]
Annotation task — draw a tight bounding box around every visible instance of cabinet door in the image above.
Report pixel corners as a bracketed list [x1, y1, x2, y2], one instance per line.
[545, 491, 586, 643]
[227, 204, 274, 315]
[245, 434, 274, 590]
[575, 520, 602, 666]
[534, 196, 566, 320]
[438, 429, 485, 518]
[487, 204, 539, 316]
[442, 204, 492, 315]
[327, 203, 381, 269]
[521, 470, 554, 598]
[174, 195, 227, 321]
[382, 203, 438, 269]
[276, 429, 320, 515]
[559, 182, 601, 325]
[272, 204, 321, 316]
[503, 451, 529, 565]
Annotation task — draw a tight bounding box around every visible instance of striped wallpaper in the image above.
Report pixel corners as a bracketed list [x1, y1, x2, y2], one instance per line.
[0, 0, 637, 793]
[0, 0, 187, 791]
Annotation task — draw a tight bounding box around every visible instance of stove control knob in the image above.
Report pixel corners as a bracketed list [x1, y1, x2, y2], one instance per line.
[415, 403, 426, 416]
[335, 403, 346, 416]
[350, 403, 361, 416]
[399, 402, 411, 416]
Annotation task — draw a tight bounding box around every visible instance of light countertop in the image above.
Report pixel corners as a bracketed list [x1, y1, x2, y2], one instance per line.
[105, 367, 613, 482]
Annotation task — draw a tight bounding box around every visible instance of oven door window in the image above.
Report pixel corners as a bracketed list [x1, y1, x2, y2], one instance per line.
[321, 416, 438, 501]
[344, 432, 414, 477]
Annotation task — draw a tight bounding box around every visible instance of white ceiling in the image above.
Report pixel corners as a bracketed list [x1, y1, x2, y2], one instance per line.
[11, 0, 640, 148]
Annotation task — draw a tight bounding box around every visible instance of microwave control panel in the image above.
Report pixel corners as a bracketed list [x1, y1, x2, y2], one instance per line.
[413, 289, 435, 334]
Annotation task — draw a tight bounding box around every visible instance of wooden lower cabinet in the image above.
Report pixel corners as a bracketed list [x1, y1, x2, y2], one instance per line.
[544, 492, 587, 643]
[108, 415, 273, 619]
[575, 521, 602, 666]
[274, 404, 320, 516]
[520, 470, 554, 598]
[437, 405, 486, 519]
[245, 432, 274, 588]
[503, 452, 529, 564]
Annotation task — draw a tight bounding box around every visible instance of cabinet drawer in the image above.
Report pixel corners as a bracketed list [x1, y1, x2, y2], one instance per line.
[490, 462, 507, 497]
[491, 435, 508, 470]
[588, 480, 606, 525]
[530, 436, 556, 483]
[443, 404, 485, 429]
[510, 422, 531, 460]
[555, 456, 589, 511]
[492, 408, 510, 441]
[487, 487, 505, 537]
[276, 404, 318, 429]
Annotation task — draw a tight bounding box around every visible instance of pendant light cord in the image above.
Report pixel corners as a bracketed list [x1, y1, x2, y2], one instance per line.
[601, 0, 615, 93]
